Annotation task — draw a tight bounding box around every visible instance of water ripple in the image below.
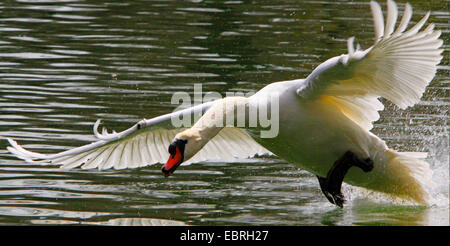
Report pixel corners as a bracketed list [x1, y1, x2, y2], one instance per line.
[0, 0, 448, 226]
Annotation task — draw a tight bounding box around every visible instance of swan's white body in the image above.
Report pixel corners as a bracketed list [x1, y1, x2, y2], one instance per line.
[6, 1, 442, 205]
[248, 79, 381, 178]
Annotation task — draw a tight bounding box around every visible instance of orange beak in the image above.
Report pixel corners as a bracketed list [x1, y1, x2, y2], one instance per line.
[162, 146, 183, 177]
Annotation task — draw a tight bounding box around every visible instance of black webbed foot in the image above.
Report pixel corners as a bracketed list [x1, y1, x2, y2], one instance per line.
[317, 175, 345, 208]
[317, 151, 374, 208]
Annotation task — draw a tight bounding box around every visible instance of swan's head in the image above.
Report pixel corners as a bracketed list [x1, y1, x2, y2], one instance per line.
[161, 138, 188, 177]
[161, 128, 204, 177]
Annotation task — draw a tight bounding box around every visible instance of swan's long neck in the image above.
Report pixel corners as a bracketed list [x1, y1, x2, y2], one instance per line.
[175, 97, 248, 159]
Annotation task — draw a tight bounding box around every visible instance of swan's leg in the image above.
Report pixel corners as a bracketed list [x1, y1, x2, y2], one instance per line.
[316, 151, 374, 207]
[317, 175, 345, 207]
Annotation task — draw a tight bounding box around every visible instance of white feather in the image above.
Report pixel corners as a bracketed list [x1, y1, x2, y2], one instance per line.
[392, 2, 412, 36]
[384, 0, 398, 38]
[370, 1, 384, 41]
[347, 37, 355, 56]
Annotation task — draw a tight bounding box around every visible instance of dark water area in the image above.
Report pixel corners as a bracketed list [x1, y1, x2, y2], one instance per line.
[0, 0, 448, 225]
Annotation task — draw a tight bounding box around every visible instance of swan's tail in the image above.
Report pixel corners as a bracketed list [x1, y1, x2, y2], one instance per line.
[356, 150, 434, 205]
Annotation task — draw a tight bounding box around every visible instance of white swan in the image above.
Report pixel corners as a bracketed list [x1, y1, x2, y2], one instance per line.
[6, 0, 442, 207]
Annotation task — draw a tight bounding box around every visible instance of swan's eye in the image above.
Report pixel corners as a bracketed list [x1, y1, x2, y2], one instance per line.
[168, 143, 176, 155]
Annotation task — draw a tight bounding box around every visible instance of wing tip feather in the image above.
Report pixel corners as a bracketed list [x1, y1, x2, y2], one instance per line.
[370, 0, 384, 41]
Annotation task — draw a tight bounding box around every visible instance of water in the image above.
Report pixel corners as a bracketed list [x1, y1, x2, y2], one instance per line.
[0, 0, 448, 226]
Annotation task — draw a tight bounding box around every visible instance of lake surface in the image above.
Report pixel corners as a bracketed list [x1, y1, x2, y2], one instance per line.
[0, 0, 448, 226]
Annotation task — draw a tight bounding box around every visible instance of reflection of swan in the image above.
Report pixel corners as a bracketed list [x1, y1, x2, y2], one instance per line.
[84, 218, 188, 226]
[6, 1, 442, 207]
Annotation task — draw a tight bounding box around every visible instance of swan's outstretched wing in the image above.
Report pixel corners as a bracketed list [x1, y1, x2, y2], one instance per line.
[6, 101, 270, 170]
[296, 0, 443, 130]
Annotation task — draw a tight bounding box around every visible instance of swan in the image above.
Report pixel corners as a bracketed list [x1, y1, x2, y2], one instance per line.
[6, 0, 442, 207]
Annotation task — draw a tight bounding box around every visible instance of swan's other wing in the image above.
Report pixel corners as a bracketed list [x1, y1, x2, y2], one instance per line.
[6, 101, 271, 170]
[296, 0, 443, 130]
